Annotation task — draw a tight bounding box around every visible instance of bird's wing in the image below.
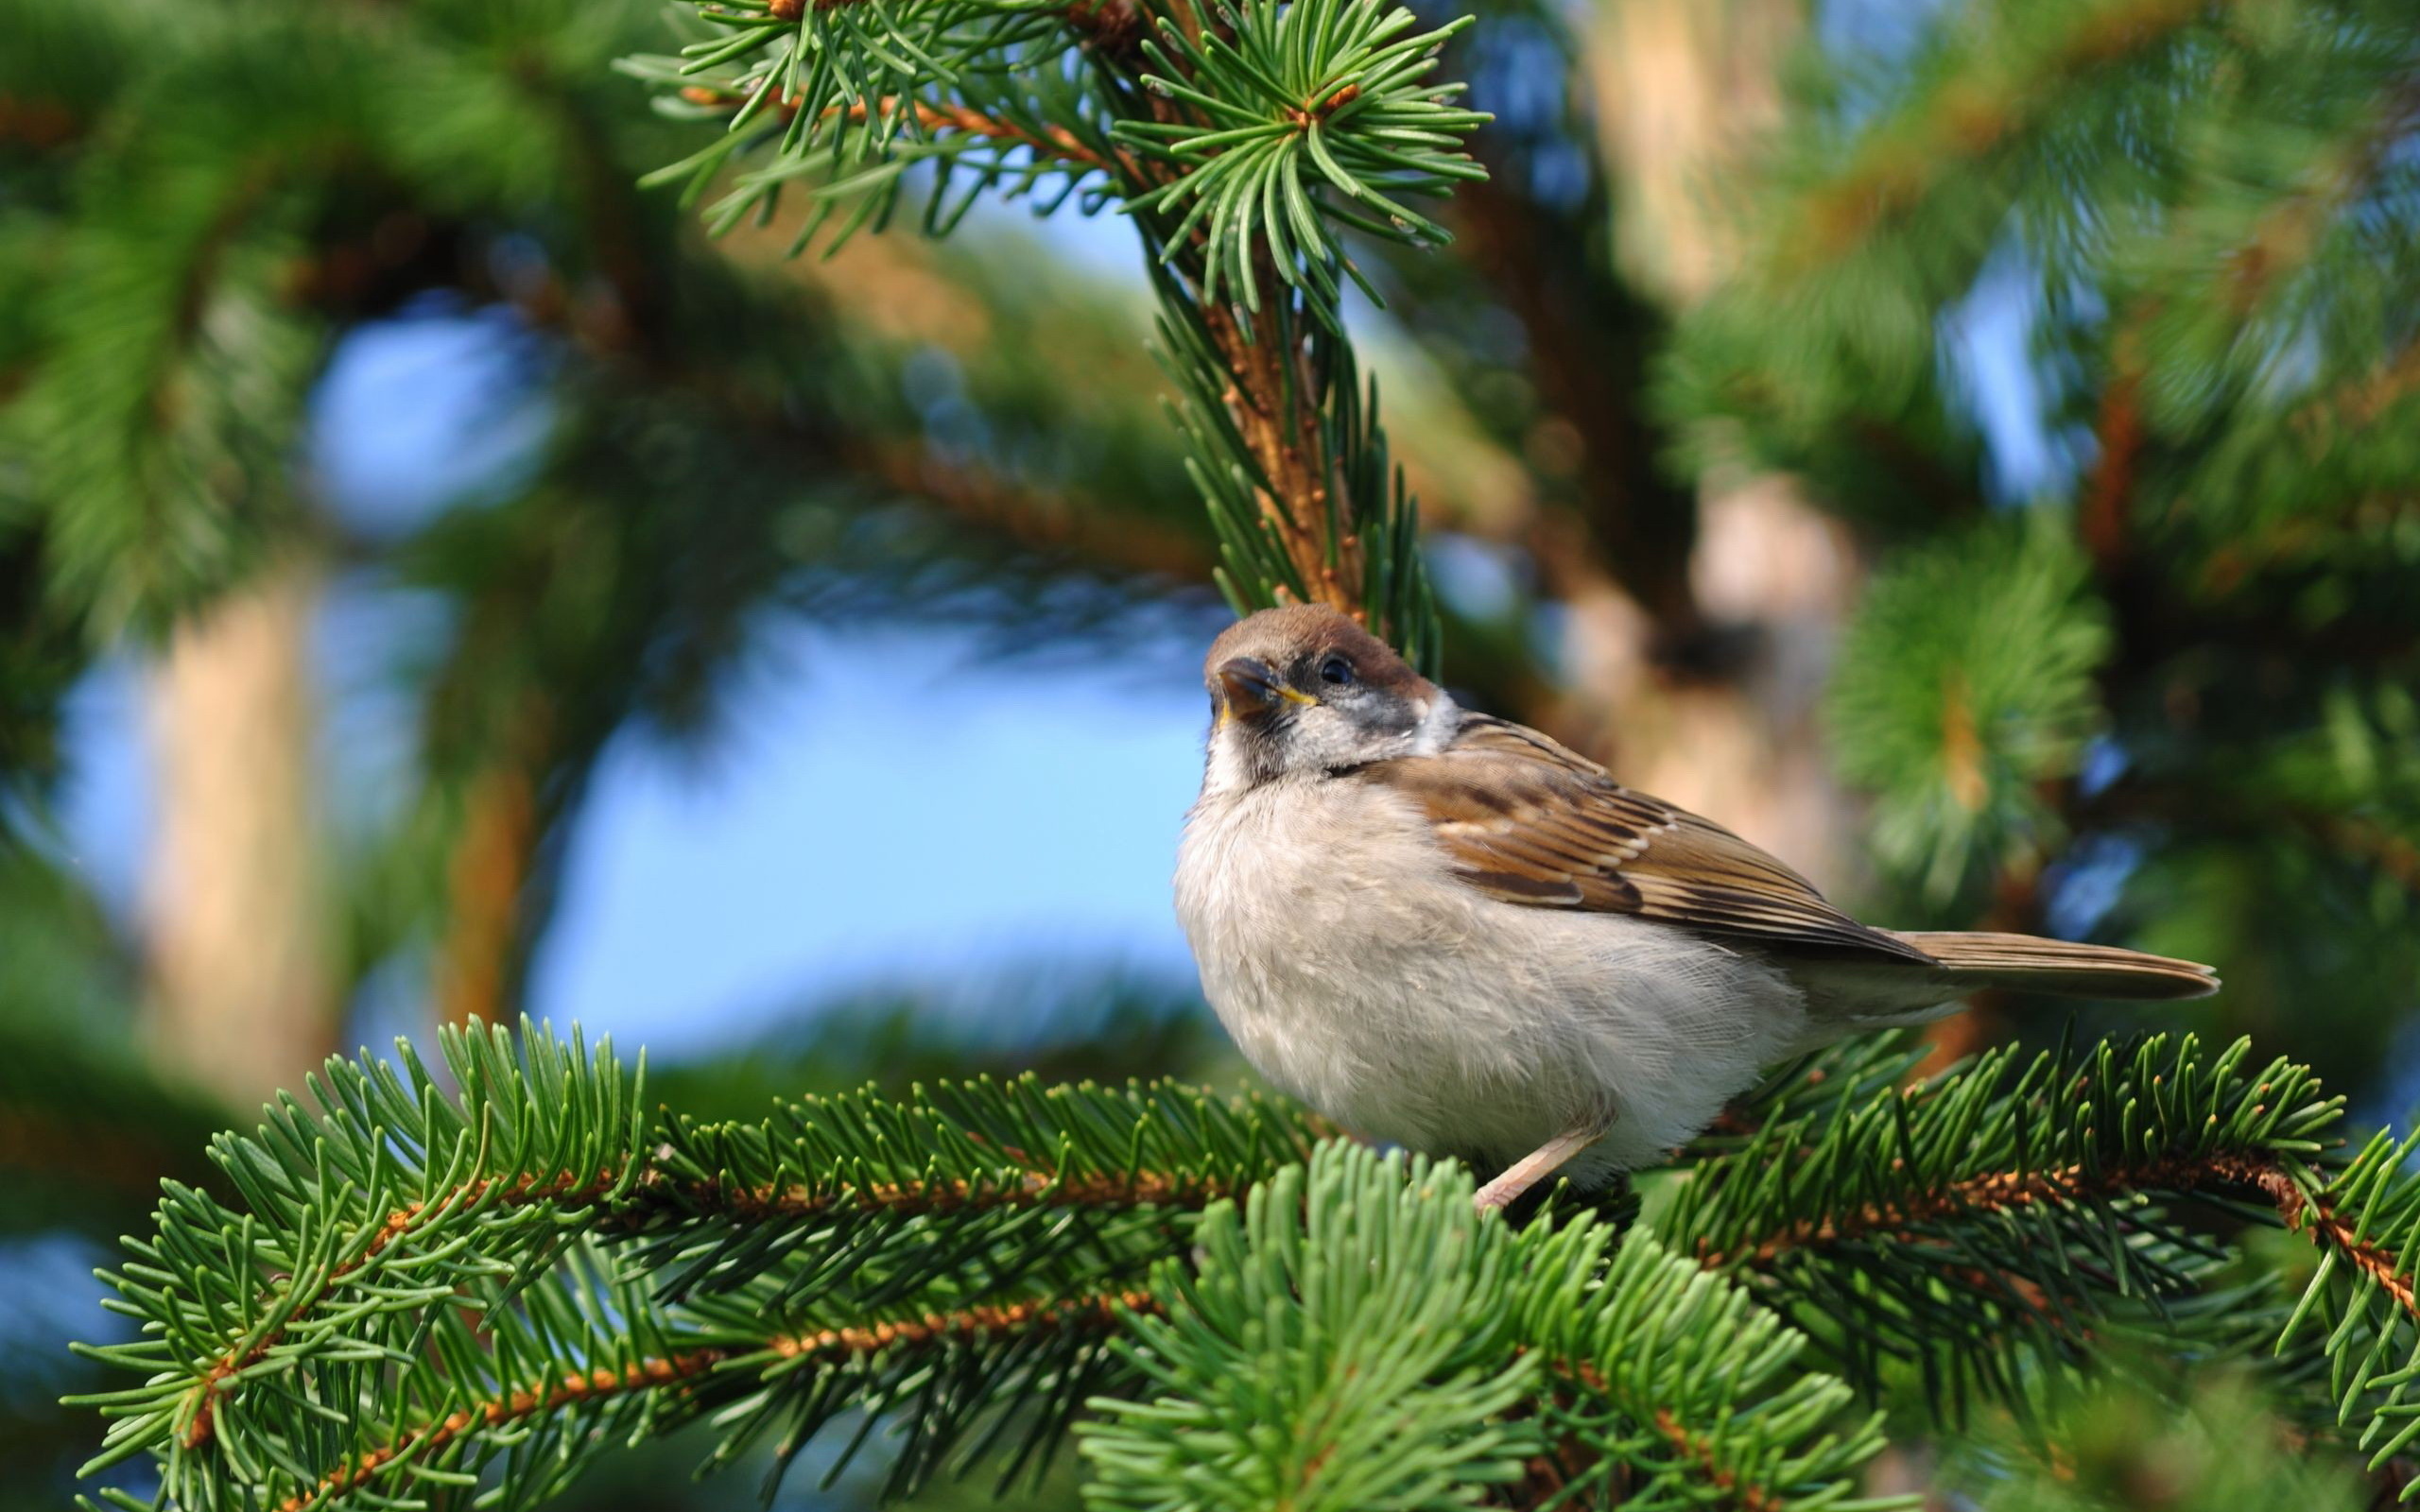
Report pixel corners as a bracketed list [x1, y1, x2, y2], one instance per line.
[1354, 713, 1935, 964]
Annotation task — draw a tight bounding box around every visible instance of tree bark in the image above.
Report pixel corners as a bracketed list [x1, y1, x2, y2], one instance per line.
[144, 562, 337, 1108]
[1559, 0, 1862, 890]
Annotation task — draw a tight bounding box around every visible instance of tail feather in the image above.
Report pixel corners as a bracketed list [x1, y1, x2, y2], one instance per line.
[1892, 931, 2220, 1002]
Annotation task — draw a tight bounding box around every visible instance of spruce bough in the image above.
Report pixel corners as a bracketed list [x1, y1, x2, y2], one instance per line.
[63, 1019, 2420, 1509]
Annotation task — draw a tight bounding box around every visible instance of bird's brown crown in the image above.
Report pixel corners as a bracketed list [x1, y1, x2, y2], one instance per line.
[1201, 605, 1430, 697]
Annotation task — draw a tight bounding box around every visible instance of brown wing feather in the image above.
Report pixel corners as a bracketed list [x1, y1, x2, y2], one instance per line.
[1356, 714, 1935, 965]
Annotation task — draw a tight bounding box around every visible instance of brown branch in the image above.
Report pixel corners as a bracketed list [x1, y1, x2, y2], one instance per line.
[277, 1290, 1157, 1512]
[187, 1155, 1230, 1453]
[434, 708, 550, 1029]
[1696, 1153, 2179, 1269]
[1530, 1362, 1784, 1512]
[677, 86, 1124, 177]
[1652, 1409, 1785, 1512]
[2222, 70, 2420, 316]
[625, 1164, 1243, 1228]
[182, 1167, 621, 1450]
[1786, 0, 2239, 269]
[1694, 1146, 2420, 1323]
[845, 437, 1215, 580]
[1122, 0, 1364, 623]
[1196, 286, 1363, 616]
[2082, 338, 2145, 575]
[2232, 1154, 2419, 1317]
[0, 94, 80, 148]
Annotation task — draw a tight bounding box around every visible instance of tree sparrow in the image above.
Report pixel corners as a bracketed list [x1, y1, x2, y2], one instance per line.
[1173, 605, 2218, 1211]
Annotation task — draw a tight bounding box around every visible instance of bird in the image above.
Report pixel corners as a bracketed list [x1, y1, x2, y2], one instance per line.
[1172, 604, 2218, 1212]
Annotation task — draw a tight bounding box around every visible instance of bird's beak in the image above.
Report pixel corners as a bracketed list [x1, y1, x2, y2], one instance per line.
[1217, 657, 1312, 722]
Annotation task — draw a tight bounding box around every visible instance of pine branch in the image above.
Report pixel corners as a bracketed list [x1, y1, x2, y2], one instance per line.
[71, 1017, 2420, 1510]
[68, 1021, 1322, 1510]
[1082, 1144, 1897, 1512]
[1667, 1029, 2420, 1465]
[1824, 512, 2111, 907]
[279, 1290, 1153, 1512]
[846, 435, 1216, 580]
[1941, 1372, 2370, 1512]
[1151, 281, 1443, 668]
[1667, 1035, 2325, 1412]
[2214, 68, 2420, 318]
[674, 85, 1129, 176]
[177, 1164, 626, 1451]
[622, 0, 1482, 669]
[1779, 0, 2241, 271]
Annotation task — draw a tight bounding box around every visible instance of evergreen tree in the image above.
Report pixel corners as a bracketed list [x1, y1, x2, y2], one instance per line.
[7, 0, 2417, 1507]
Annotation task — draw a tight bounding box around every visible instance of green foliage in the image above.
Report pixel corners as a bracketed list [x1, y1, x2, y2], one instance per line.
[1084, 1152, 1546, 1511]
[1826, 513, 2111, 905]
[1664, 1033, 2327, 1418]
[619, 0, 1109, 251]
[69, 1022, 649, 1504]
[622, 0, 1475, 671]
[0, 848, 228, 1235]
[1153, 293, 1443, 670]
[1118, 1, 1487, 311]
[1084, 1144, 1893, 1512]
[1946, 1373, 2367, 1512]
[69, 1017, 2420, 1510]
[64, 1021, 1322, 1510]
[0, 0, 1207, 984]
[2275, 1125, 2420, 1471]
[1668, 0, 2420, 1022]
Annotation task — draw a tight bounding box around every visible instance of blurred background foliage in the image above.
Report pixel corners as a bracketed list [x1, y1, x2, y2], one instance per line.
[0, 0, 2412, 1503]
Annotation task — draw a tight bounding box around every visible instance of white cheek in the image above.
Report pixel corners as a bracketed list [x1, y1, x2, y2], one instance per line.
[1409, 692, 1461, 754]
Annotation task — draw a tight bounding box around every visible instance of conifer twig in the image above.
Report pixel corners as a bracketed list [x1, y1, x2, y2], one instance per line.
[1784, 0, 2243, 266]
[281, 1291, 1156, 1511]
[182, 1166, 625, 1450]
[676, 88, 1126, 175]
[616, 1164, 1246, 1227]
[1698, 1144, 2419, 1324]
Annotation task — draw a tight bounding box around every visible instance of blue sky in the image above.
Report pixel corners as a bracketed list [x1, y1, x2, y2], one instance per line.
[54, 275, 1216, 1061]
[525, 618, 1209, 1057]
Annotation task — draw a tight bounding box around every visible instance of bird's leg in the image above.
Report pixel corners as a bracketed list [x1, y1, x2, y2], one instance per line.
[1473, 1125, 1607, 1213]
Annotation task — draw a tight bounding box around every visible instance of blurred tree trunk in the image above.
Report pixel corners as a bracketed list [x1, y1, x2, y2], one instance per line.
[432, 721, 549, 1032]
[1564, 0, 1862, 890]
[144, 562, 337, 1107]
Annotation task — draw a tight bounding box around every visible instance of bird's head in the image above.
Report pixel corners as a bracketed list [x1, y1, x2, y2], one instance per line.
[1199, 605, 1449, 792]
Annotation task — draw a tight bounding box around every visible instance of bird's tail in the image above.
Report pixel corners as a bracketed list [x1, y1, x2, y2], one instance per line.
[1891, 931, 2219, 1002]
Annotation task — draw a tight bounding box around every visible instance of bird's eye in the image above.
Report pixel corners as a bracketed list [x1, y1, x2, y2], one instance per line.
[1319, 655, 1355, 688]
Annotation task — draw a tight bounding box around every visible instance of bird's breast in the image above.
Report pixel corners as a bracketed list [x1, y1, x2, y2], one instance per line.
[1174, 777, 1578, 1138]
[1173, 773, 1810, 1177]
